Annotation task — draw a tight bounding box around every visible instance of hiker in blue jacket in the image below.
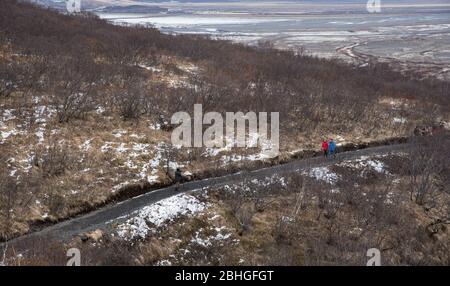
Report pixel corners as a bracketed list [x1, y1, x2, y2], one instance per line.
[328, 139, 336, 159]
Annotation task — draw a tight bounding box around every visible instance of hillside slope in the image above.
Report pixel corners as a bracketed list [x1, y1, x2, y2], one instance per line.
[0, 0, 449, 242]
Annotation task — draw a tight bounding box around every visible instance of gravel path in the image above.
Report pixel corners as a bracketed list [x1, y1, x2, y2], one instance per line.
[1, 143, 410, 246]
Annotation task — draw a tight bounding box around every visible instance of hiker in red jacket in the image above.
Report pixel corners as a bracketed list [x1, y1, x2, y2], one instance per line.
[322, 140, 329, 158]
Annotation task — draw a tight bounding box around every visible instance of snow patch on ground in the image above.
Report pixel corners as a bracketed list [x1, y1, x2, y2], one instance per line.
[149, 123, 162, 130]
[303, 167, 339, 184]
[190, 227, 232, 248]
[1, 128, 20, 143]
[35, 127, 45, 144]
[393, 117, 407, 124]
[250, 174, 287, 188]
[338, 156, 388, 174]
[2, 109, 16, 121]
[80, 139, 92, 151]
[116, 193, 207, 241]
[138, 64, 162, 73]
[112, 130, 127, 138]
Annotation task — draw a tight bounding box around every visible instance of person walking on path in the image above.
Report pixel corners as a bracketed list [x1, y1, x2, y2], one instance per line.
[322, 140, 328, 158]
[174, 168, 183, 191]
[328, 138, 336, 159]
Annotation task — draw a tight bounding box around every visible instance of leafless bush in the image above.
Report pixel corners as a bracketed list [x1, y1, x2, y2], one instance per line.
[264, 245, 298, 266]
[46, 187, 66, 217]
[288, 176, 313, 215]
[80, 239, 136, 266]
[0, 173, 18, 239]
[0, 169, 38, 240]
[220, 187, 256, 235]
[407, 135, 449, 205]
[406, 134, 450, 238]
[0, 61, 18, 98]
[235, 203, 256, 235]
[35, 141, 75, 178]
[253, 195, 273, 213]
[1, 236, 67, 266]
[115, 87, 144, 120]
[222, 188, 246, 217]
[316, 187, 342, 220]
[272, 215, 297, 245]
[162, 144, 179, 177]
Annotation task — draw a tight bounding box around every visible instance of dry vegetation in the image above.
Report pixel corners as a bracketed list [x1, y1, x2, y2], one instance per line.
[4, 135, 448, 266]
[0, 0, 449, 242]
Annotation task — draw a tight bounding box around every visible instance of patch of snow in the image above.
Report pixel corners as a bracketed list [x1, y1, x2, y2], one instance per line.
[116, 193, 207, 241]
[96, 106, 106, 114]
[250, 174, 287, 188]
[50, 129, 60, 135]
[366, 160, 385, 173]
[111, 180, 137, 193]
[138, 64, 162, 73]
[183, 171, 193, 177]
[393, 117, 407, 124]
[149, 123, 161, 130]
[115, 143, 128, 153]
[146, 175, 159, 184]
[156, 260, 172, 266]
[2, 109, 16, 121]
[338, 156, 388, 174]
[177, 64, 199, 74]
[334, 135, 347, 146]
[80, 139, 92, 151]
[35, 127, 45, 144]
[112, 130, 127, 138]
[208, 214, 221, 221]
[100, 142, 114, 153]
[303, 167, 339, 184]
[132, 143, 150, 153]
[1, 128, 19, 143]
[281, 216, 295, 223]
[129, 133, 145, 139]
[190, 227, 232, 248]
[34, 105, 56, 123]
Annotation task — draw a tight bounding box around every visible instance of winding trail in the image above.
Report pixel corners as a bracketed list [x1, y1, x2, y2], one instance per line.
[2, 143, 410, 246]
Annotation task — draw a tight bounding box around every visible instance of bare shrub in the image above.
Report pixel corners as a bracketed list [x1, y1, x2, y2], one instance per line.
[288, 176, 313, 215]
[0, 60, 18, 98]
[406, 134, 450, 236]
[34, 141, 76, 178]
[235, 203, 256, 235]
[0, 173, 18, 239]
[1, 236, 67, 266]
[220, 186, 256, 235]
[50, 57, 98, 123]
[0, 168, 38, 240]
[115, 84, 145, 121]
[80, 239, 136, 266]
